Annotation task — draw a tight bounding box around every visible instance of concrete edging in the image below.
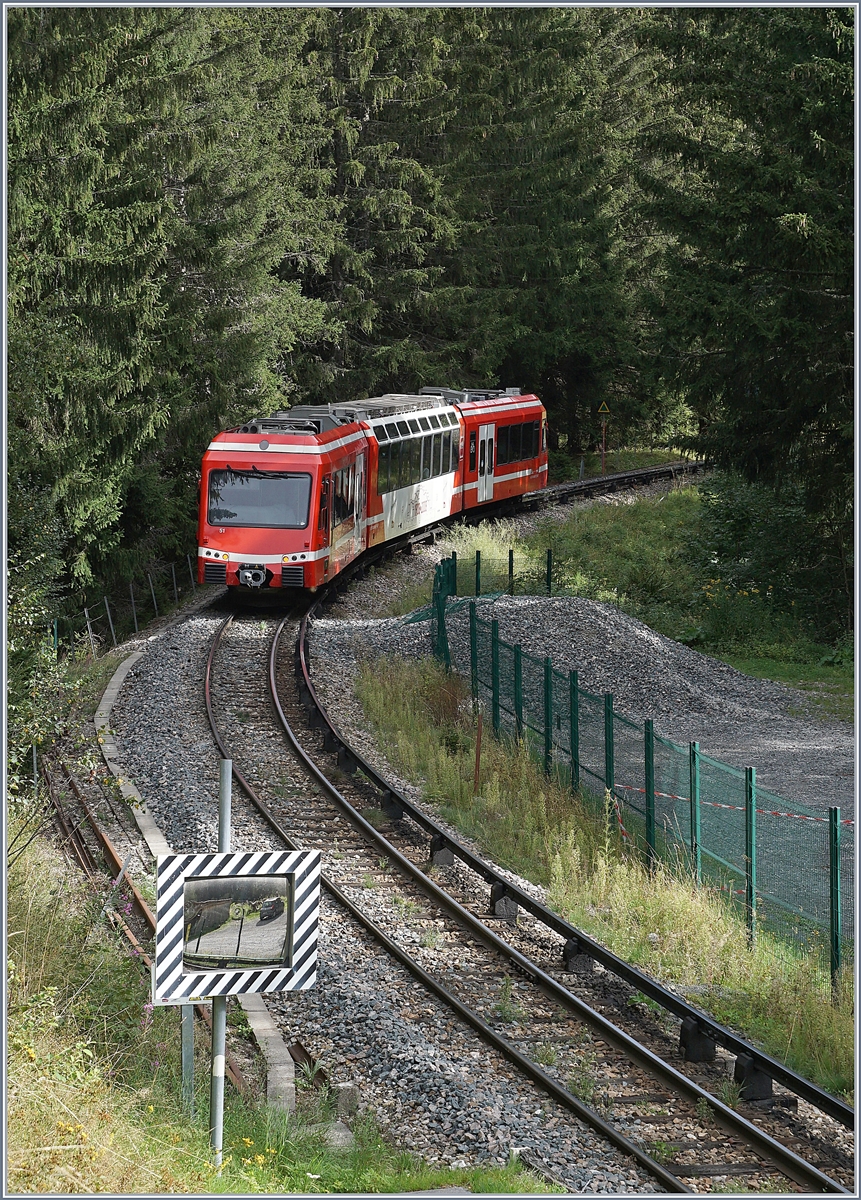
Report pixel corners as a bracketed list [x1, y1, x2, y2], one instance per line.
[93, 648, 297, 1113]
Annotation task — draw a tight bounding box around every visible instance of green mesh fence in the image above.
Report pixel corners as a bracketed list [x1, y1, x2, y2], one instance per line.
[427, 554, 853, 971]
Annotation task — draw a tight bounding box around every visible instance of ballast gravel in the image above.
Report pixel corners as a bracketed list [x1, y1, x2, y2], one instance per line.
[108, 608, 658, 1191]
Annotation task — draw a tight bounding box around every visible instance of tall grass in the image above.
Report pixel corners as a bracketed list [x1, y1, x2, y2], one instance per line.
[355, 656, 854, 1100]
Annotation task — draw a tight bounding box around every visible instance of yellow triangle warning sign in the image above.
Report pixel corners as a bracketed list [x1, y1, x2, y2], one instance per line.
[598, 402, 610, 414]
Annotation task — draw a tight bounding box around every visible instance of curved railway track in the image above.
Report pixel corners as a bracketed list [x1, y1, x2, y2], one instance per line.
[51, 463, 853, 1195]
[197, 597, 852, 1194]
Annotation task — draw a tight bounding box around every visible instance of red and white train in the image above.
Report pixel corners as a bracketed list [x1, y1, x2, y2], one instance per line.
[197, 387, 548, 591]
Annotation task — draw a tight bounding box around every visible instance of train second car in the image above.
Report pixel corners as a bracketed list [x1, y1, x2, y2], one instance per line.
[197, 387, 548, 591]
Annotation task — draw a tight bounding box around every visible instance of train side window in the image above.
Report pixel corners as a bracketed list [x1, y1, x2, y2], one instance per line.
[377, 444, 388, 494]
[509, 424, 522, 463]
[469, 430, 477, 472]
[451, 432, 460, 472]
[478, 436, 486, 477]
[488, 435, 494, 472]
[441, 431, 451, 474]
[532, 421, 540, 457]
[396, 420, 410, 437]
[497, 425, 509, 466]
[432, 432, 442, 477]
[428, 415, 440, 429]
[409, 437, 421, 485]
[385, 423, 399, 439]
[420, 435, 431, 480]
[318, 477, 331, 532]
[419, 416, 430, 431]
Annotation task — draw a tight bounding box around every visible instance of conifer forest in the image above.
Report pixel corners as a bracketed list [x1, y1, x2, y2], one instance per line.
[7, 8, 853, 733]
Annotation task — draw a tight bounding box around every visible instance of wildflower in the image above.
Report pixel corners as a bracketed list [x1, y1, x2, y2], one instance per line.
[267, 1147, 276, 1155]
[255, 1154, 266, 1166]
[307, 1173, 321, 1179]
[146, 1105, 154, 1113]
[242, 1137, 254, 1147]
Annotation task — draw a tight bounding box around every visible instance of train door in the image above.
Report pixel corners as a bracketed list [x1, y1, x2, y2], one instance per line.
[353, 453, 365, 558]
[477, 423, 495, 503]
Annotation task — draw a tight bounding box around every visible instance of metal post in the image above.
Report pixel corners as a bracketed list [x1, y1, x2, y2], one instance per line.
[104, 596, 117, 648]
[129, 582, 138, 634]
[569, 671, 579, 790]
[181, 1004, 195, 1118]
[148, 572, 159, 617]
[689, 742, 701, 883]
[829, 806, 842, 996]
[744, 767, 756, 947]
[513, 644, 523, 738]
[543, 657, 553, 776]
[469, 601, 478, 702]
[508, 547, 514, 595]
[491, 619, 500, 735]
[436, 589, 450, 670]
[210, 759, 232, 1170]
[473, 712, 483, 795]
[171, 562, 179, 606]
[475, 549, 481, 597]
[546, 547, 552, 596]
[644, 719, 656, 871]
[84, 606, 97, 657]
[188, 553, 197, 591]
[604, 693, 614, 796]
[450, 550, 457, 597]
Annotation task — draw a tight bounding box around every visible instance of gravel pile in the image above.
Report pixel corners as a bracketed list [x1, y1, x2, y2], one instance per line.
[311, 591, 854, 817]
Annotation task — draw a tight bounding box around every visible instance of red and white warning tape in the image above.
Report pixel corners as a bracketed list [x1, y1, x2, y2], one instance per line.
[613, 783, 854, 826]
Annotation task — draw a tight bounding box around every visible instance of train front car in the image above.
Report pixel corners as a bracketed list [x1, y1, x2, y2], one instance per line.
[197, 407, 370, 592]
[197, 388, 548, 594]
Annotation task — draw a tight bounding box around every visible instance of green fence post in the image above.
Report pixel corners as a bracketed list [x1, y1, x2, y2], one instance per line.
[514, 644, 523, 737]
[451, 550, 458, 597]
[435, 590, 451, 669]
[469, 602, 478, 701]
[829, 806, 842, 998]
[491, 619, 500, 735]
[508, 547, 514, 595]
[569, 671, 580, 790]
[475, 549, 481, 597]
[546, 547, 553, 596]
[543, 657, 553, 775]
[744, 766, 757, 947]
[644, 719, 656, 871]
[604, 693, 614, 796]
[689, 741, 701, 884]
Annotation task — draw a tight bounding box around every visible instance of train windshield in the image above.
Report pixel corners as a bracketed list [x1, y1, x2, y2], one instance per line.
[208, 469, 312, 528]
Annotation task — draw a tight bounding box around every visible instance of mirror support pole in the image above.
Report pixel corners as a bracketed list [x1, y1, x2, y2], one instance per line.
[181, 1004, 194, 1118]
[210, 760, 232, 1170]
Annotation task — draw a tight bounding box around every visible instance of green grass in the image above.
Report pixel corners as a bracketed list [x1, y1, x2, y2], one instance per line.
[354, 656, 854, 1101]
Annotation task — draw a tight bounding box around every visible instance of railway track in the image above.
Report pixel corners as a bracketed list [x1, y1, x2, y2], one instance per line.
[49, 461, 851, 1194]
[196, 600, 851, 1194]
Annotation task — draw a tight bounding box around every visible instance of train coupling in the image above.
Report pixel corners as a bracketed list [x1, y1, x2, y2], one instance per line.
[238, 564, 267, 588]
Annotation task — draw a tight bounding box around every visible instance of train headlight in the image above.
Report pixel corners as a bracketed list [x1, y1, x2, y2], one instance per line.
[282, 555, 291, 563]
[221, 553, 229, 561]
